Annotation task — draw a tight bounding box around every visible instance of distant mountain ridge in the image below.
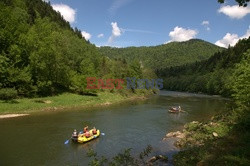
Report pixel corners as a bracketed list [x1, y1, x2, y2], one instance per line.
[157, 37, 250, 96]
[99, 39, 225, 70]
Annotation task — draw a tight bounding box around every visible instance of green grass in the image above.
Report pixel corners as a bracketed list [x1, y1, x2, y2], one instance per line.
[0, 91, 149, 114]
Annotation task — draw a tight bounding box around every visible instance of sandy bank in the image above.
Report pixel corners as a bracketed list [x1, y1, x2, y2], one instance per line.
[0, 114, 29, 119]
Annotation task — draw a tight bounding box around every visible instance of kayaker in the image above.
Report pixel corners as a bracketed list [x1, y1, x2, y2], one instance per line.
[178, 106, 181, 110]
[72, 129, 78, 138]
[84, 126, 88, 133]
[92, 127, 97, 135]
[85, 131, 91, 138]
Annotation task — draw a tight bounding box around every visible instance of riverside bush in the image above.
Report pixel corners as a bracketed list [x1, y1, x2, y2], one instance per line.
[0, 88, 18, 100]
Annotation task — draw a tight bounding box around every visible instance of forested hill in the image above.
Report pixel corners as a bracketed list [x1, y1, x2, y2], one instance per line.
[0, 0, 149, 98]
[157, 37, 250, 97]
[99, 39, 224, 70]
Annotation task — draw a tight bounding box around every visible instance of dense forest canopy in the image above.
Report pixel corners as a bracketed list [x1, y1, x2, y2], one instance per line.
[0, 0, 151, 98]
[99, 39, 224, 70]
[157, 37, 250, 98]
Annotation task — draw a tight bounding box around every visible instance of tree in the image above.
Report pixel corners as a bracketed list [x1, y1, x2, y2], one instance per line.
[228, 49, 250, 108]
[218, 0, 249, 7]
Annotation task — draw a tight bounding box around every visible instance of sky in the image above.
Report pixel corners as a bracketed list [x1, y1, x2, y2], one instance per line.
[44, 0, 250, 48]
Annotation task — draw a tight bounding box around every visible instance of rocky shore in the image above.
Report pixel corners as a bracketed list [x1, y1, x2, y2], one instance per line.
[163, 120, 222, 148]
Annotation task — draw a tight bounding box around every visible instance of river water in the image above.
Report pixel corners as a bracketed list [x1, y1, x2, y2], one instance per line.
[0, 91, 229, 165]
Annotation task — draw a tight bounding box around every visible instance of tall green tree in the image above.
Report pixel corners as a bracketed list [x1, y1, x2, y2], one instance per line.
[227, 49, 250, 108]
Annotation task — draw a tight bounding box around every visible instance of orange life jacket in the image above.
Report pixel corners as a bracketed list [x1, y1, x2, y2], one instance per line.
[85, 131, 90, 138]
[84, 127, 88, 133]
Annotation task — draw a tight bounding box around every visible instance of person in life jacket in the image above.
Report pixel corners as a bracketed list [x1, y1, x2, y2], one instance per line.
[72, 129, 78, 138]
[85, 130, 91, 138]
[83, 126, 91, 138]
[92, 127, 97, 135]
[83, 126, 88, 133]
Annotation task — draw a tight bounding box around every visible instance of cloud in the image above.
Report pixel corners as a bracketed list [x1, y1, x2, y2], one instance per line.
[166, 26, 198, 43]
[108, 22, 122, 44]
[201, 20, 210, 31]
[81, 31, 92, 40]
[97, 34, 104, 38]
[121, 28, 158, 34]
[215, 27, 250, 48]
[111, 22, 122, 36]
[218, 5, 250, 19]
[109, 0, 133, 15]
[52, 4, 76, 23]
[215, 33, 239, 48]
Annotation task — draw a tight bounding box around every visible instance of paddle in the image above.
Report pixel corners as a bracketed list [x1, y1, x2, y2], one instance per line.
[64, 138, 71, 145]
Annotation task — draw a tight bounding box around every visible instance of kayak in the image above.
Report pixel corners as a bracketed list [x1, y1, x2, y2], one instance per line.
[168, 106, 184, 113]
[168, 109, 180, 113]
[72, 129, 100, 143]
[168, 109, 185, 113]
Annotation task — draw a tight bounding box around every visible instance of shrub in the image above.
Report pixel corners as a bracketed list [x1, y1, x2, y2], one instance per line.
[0, 88, 18, 100]
[185, 122, 200, 131]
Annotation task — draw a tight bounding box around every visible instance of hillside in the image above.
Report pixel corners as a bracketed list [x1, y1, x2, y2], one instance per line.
[0, 0, 149, 98]
[99, 39, 224, 70]
[167, 38, 250, 165]
[157, 37, 250, 96]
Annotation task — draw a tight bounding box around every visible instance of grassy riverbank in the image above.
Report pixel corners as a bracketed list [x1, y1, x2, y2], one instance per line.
[0, 90, 153, 115]
[170, 107, 250, 165]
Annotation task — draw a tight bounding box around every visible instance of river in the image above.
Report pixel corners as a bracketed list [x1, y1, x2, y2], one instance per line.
[0, 91, 229, 165]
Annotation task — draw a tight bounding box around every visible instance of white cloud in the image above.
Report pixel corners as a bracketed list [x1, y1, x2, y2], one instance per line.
[201, 20, 210, 31]
[111, 22, 122, 36]
[218, 5, 250, 19]
[215, 33, 239, 48]
[52, 4, 76, 23]
[215, 28, 250, 48]
[121, 28, 157, 34]
[108, 22, 122, 44]
[98, 34, 104, 38]
[166, 26, 198, 43]
[81, 31, 91, 40]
